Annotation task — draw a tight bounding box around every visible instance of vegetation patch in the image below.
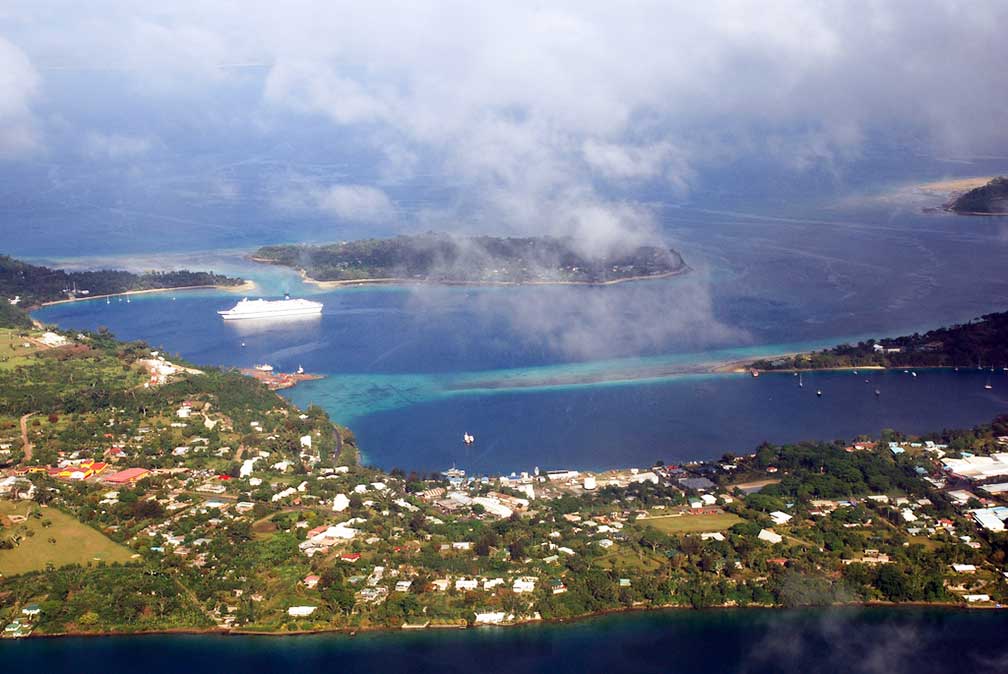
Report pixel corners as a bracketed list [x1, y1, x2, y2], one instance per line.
[0, 501, 135, 576]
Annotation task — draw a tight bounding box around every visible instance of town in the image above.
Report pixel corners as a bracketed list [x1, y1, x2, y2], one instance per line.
[2, 323, 1008, 638]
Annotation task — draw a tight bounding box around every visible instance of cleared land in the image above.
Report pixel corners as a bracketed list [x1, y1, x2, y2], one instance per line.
[0, 328, 42, 371]
[0, 501, 135, 576]
[642, 512, 742, 534]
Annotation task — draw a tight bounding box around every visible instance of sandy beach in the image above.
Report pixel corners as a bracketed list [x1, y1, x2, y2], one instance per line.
[38, 279, 257, 308]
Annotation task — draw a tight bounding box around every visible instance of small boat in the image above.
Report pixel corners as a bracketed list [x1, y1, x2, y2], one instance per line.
[254, 363, 274, 372]
[106, 297, 110, 305]
[816, 389, 822, 397]
[750, 368, 759, 378]
[798, 373, 803, 388]
[865, 378, 869, 383]
[240, 342, 246, 348]
[463, 432, 475, 445]
[874, 389, 880, 397]
[853, 369, 858, 375]
[126, 297, 131, 304]
[911, 371, 917, 377]
[986, 376, 993, 390]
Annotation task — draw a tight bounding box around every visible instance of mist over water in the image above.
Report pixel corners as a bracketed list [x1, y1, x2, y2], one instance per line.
[34, 192, 1008, 473]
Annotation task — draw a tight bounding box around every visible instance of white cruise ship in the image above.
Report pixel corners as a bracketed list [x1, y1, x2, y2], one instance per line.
[218, 294, 323, 321]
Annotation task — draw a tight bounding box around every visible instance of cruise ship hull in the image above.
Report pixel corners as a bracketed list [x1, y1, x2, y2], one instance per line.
[218, 306, 322, 320]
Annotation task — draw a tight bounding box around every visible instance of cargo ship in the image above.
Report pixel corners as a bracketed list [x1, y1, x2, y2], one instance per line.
[218, 294, 323, 320]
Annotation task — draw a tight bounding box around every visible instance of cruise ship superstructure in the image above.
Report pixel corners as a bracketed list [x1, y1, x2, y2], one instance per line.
[218, 294, 323, 321]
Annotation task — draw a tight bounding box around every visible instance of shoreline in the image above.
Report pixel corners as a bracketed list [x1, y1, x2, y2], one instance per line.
[246, 256, 690, 289]
[36, 280, 257, 309]
[15, 600, 996, 641]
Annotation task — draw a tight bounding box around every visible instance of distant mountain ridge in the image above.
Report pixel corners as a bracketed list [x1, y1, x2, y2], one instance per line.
[946, 176, 1008, 214]
[253, 233, 688, 285]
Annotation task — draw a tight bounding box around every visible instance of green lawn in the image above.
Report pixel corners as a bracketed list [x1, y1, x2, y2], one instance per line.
[0, 328, 41, 370]
[643, 512, 742, 534]
[0, 501, 137, 576]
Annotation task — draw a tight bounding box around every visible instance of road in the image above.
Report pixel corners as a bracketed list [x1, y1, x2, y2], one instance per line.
[20, 412, 35, 462]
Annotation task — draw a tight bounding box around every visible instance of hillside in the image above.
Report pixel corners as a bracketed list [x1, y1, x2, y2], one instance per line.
[946, 176, 1008, 214]
[0, 254, 245, 327]
[749, 310, 1008, 371]
[253, 234, 688, 285]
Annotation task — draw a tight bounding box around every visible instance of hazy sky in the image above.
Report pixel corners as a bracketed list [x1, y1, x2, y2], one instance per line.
[1, 2, 1007, 250]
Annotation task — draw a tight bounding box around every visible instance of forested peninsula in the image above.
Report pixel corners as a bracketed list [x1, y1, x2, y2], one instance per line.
[252, 234, 688, 285]
[748, 310, 1008, 372]
[0, 254, 246, 325]
[946, 176, 1008, 215]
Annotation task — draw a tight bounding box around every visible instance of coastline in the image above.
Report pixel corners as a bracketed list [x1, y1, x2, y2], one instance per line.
[15, 600, 994, 641]
[36, 280, 257, 308]
[246, 256, 690, 290]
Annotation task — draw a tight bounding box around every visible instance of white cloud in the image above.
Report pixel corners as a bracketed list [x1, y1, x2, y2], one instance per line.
[2, 1, 1008, 244]
[275, 181, 396, 223]
[0, 37, 40, 158]
[83, 132, 154, 160]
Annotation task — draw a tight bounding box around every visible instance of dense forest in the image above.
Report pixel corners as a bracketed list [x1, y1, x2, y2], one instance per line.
[253, 233, 687, 284]
[947, 176, 1008, 214]
[0, 254, 243, 320]
[750, 310, 1008, 371]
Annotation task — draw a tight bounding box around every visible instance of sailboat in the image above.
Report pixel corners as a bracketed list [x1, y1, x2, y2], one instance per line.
[106, 297, 110, 305]
[985, 375, 993, 390]
[798, 373, 803, 388]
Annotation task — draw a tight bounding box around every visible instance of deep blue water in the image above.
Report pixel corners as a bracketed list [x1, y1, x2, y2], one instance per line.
[33, 200, 1008, 474]
[2, 608, 1007, 674]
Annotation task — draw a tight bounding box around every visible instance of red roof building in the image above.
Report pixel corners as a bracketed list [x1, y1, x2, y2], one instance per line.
[103, 467, 151, 485]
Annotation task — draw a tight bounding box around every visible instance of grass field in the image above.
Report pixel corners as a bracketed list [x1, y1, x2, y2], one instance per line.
[0, 501, 136, 576]
[643, 512, 742, 534]
[0, 328, 41, 370]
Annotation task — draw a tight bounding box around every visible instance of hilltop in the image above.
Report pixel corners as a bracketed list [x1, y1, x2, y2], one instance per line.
[946, 176, 1008, 215]
[252, 234, 688, 286]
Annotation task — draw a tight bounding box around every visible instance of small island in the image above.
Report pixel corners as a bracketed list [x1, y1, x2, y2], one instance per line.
[252, 234, 688, 286]
[945, 176, 1008, 215]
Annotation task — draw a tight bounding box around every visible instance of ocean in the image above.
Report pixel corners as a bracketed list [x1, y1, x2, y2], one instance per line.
[2, 608, 1007, 674]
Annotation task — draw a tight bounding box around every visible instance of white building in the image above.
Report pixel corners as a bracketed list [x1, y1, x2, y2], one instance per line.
[332, 493, 351, 512]
[512, 577, 537, 593]
[758, 529, 783, 544]
[287, 606, 317, 617]
[769, 511, 793, 525]
[475, 611, 507, 625]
